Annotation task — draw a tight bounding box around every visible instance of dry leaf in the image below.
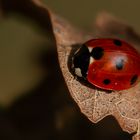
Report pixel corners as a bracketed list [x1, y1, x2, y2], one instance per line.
[50, 6, 140, 140]
[1, 0, 140, 139]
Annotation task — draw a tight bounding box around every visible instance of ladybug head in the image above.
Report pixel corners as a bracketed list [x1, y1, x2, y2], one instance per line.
[71, 44, 104, 79]
[71, 45, 90, 79]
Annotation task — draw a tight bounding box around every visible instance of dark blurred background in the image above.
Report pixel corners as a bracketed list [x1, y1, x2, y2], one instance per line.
[0, 0, 138, 139]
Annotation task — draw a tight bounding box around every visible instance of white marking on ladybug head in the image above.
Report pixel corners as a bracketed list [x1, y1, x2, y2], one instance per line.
[88, 47, 93, 53]
[75, 68, 82, 77]
[90, 57, 95, 64]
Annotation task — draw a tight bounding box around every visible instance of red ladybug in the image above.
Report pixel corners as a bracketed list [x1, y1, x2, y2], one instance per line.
[72, 39, 140, 91]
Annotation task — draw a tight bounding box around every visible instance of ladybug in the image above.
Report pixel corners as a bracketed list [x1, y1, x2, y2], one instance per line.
[71, 39, 140, 91]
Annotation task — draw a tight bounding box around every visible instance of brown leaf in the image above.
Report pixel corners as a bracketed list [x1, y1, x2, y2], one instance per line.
[50, 9, 140, 140]
[1, 0, 140, 139]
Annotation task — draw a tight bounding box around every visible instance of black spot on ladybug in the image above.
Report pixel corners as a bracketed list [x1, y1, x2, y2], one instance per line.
[116, 59, 124, 70]
[113, 40, 122, 46]
[73, 44, 90, 78]
[103, 79, 111, 85]
[130, 74, 138, 85]
[91, 47, 104, 60]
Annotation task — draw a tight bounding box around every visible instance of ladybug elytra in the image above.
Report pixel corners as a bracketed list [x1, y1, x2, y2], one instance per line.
[71, 39, 140, 91]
